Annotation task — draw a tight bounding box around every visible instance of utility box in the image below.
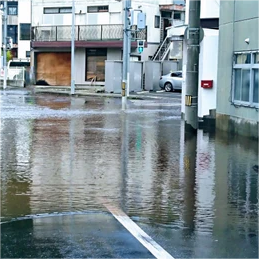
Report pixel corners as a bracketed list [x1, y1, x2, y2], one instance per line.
[137, 13, 146, 30]
[201, 80, 213, 89]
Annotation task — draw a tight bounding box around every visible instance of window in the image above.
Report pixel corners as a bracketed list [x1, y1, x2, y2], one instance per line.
[59, 7, 73, 13]
[171, 72, 182, 78]
[87, 6, 108, 13]
[7, 25, 18, 44]
[8, 6, 18, 15]
[85, 49, 107, 82]
[20, 23, 31, 40]
[154, 15, 160, 28]
[43, 7, 72, 14]
[26, 51, 30, 58]
[174, 12, 181, 20]
[232, 52, 259, 106]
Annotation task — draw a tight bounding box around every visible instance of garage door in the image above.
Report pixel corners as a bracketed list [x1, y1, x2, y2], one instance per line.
[36, 52, 71, 86]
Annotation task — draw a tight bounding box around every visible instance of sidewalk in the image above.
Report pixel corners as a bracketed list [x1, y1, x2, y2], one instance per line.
[1, 84, 181, 101]
[33, 85, 172, 100]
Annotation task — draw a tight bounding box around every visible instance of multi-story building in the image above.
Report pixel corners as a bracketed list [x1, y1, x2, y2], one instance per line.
[1, 0, 31, 59]
[30, 0, 185, 86]
[216, 0, 258, 138]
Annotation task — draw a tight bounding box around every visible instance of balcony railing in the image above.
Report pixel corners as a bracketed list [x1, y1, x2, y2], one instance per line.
[32, 25, 147, 42]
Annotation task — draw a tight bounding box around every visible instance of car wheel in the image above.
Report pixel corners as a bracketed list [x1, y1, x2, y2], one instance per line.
[164, 82, 173, 92]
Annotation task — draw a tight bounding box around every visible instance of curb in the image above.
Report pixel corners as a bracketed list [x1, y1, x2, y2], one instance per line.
[32, 88, 174, 101]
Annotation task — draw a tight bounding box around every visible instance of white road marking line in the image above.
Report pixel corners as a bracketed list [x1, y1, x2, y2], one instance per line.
[103, 202, 174, 259]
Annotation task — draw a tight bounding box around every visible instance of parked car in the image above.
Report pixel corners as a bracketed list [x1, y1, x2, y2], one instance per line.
[159, 71, 182, 92]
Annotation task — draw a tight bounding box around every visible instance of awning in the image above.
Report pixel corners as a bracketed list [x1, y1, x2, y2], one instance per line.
[159, 4, 185, 12]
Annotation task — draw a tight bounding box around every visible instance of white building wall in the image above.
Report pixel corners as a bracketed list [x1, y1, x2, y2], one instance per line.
[200, 0, 219, 19]
[182, 0, 219, 118]
[31, 0, 163, 48]
[18, 0, 31, 58]
[185, 0, 219, 23]
[198, 30, 218, 118]
[181, 39, 187, 117]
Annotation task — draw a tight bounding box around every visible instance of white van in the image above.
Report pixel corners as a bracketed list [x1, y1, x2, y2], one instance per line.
[7, 58, 30, 80]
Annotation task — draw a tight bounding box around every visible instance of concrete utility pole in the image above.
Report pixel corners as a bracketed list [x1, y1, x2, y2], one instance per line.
[127, 9, 131, 98]
[71, 0, 75, 95]
[3, 0, 7, 89]
[185, 0, 201, 131]
[122, 0, 131, 110]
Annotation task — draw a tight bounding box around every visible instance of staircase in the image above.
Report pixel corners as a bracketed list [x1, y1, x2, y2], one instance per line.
[151, 36, 172, 61]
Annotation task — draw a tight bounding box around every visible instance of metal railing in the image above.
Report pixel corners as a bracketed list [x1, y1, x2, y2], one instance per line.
[32, 24, 147, 42]
[152, 36, 171, 61]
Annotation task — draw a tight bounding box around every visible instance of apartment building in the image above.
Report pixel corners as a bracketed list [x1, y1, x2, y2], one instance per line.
[30, 0, 185, 86]
[1, 0, 31, 59]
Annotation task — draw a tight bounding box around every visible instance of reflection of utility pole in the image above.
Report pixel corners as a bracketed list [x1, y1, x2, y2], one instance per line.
[120, 112, 129, 211]
[3, 1, 7, 89]
[183, 129, 197, 234]
[185, 0, 201, 131]
[122, 0, 131, 110]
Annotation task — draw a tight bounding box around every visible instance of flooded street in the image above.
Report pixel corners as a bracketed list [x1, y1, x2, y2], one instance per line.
[1, 89, 258, 258]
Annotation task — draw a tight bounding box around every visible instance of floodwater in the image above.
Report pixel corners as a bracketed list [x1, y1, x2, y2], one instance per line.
[1, 89, 258, 258]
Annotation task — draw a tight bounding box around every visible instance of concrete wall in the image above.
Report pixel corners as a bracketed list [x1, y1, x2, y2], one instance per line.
[216, 0, 259, 138]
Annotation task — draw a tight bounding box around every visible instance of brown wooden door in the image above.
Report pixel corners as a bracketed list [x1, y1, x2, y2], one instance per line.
[36, 52, 71, 86]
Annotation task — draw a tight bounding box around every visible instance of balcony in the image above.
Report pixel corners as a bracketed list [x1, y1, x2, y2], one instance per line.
[31, 24, 147, 48]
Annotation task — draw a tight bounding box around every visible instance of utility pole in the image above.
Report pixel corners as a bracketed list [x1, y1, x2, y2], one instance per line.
[3, 0, 7, 89]
[185, 0, 201, 131]
[122, 0, 131, 110]
[70, 0, 75, 95]
[126, 0, 132, 98]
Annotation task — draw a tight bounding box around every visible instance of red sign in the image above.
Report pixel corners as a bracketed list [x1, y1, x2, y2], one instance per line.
[201, 80, 213, 89]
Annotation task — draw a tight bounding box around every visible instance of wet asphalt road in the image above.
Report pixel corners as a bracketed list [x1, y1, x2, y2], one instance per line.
[0, 89, 258, 258]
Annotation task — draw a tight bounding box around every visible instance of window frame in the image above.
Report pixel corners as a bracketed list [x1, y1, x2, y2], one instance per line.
[8, 6, 18, 15]
[232, 51, 259, 108]
[85, 48, 107, 82]
[43, 7, 72, 14]
[173, 12, 181, 20]
[154, 15, 160, 28]
[20, 23, 31, 41]
[87, 6, 109, 13]
[26, 51, 30, 58]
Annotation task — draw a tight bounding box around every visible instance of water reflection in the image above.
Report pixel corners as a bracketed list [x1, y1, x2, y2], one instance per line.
[0, 91, 258, 258]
